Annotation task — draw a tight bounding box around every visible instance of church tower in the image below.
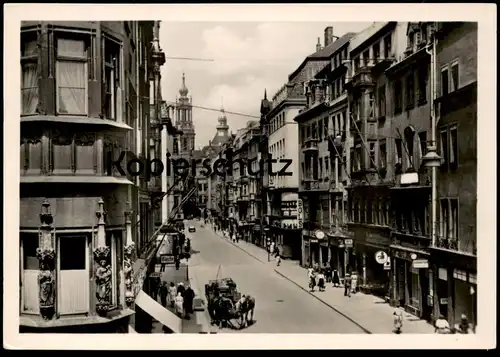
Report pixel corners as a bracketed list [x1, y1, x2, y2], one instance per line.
[175, 73, 195, 155]
[216, 106, 229, 138]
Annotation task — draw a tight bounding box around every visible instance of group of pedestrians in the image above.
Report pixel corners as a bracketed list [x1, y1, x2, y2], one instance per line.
[153, 277, 196, 321]
[306, 264, 346, 293]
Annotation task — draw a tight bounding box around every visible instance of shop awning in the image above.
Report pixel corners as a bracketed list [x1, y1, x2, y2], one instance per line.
[134, 290, 182, 333]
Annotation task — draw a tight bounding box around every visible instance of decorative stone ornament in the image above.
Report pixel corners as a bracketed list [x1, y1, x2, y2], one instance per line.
[37, 200, 56, 320]
[93, 198, 111, 316]
[123, 202, 135, 306]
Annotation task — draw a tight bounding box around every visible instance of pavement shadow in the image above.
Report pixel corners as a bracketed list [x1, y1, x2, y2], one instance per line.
[190, 249, 201, 255]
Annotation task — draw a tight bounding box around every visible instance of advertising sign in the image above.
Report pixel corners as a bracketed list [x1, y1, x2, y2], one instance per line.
[297, 199, 304, 229]
[375, 251, 389, 264]
[412, 259, 429, 269]
[160, 255, 175, 265]
[384, 257, 391, 270]
[344, 238, 353, 247]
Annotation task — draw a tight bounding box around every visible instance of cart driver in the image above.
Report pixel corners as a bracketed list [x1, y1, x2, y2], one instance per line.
[235, 294, 246, 312]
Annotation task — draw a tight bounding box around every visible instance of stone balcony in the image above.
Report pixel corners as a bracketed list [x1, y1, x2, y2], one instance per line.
[301, 138, 319, 153]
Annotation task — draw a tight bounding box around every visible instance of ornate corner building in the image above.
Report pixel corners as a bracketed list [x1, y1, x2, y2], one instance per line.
[19, 21, 169, 333]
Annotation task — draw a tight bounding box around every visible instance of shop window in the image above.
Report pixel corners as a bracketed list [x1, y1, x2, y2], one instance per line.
[409, 267, 420, 307]
[56, 37, 89, 115]
[21, 35, 39, 115]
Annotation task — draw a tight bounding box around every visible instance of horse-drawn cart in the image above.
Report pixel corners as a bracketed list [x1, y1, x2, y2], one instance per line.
[205, 277, 250, 329]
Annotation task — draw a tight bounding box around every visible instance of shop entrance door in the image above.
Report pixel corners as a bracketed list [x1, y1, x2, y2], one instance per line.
[57, 235, 89, 315]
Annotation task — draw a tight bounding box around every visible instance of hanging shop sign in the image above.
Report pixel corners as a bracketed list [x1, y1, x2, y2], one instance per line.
[375, 251, 389, 264]
[412, 259, 429, 269]
[310, 239, 319, 244]
[150, 272, 162, 278]
[160, 254, 175, 265]
[383, 258, 391, 270]
[315, 230, 325, 240]
[297, 199, 304, 229]
[344, 238, 353, 247]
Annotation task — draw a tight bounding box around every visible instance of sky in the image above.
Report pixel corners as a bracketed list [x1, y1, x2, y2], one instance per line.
[159, 22, 370, 148]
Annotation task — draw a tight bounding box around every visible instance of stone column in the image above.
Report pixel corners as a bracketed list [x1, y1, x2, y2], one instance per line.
[123, 202, 135, 307]
[37, 200, 56, 320]
[93, 198, 111, 316]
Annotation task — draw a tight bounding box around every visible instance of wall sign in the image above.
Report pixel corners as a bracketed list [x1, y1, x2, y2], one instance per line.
[375, 251, 389, 264]
[345, 238, 353, 247]
[297, 199, 304, 229]
[412, 259, 429, 269]
[160, 255, 175, 265]
[383, 258, 391, 270]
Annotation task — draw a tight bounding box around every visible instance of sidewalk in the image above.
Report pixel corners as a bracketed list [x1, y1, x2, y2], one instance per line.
[213, 228, 435, 334]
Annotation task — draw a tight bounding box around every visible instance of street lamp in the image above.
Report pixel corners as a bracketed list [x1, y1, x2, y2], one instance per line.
[422, 146, 442, 248]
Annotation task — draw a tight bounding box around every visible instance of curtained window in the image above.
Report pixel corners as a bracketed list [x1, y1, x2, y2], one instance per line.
[21, 38, 39, 115]
[56, 38, 88, 115]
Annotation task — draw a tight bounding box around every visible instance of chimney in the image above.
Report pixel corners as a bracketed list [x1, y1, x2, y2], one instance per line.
[316, 37, 322, 52]
[324, 26, 334, 47]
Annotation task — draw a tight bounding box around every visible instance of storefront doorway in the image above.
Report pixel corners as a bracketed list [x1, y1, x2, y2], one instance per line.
[57, 235, 90, 315]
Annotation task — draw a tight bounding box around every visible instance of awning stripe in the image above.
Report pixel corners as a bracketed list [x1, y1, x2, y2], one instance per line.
[135, 290, 183, 333]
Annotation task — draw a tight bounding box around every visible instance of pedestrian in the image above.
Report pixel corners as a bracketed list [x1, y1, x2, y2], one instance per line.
[276, 252, 281, 267]
[232, 232, 236, 243]
[270, 241, 275, 255]
[150, 277, 159, 301]
[177, 282, 186, 297]
[458, 314, 471, 334]
[344, 273, 352, 297]
[174, 292, 184, 317]
[317, 270, 325, 291]
[434, 314, 451, 334]
[332, 270, 341, 287]
[183, 284, 195, 320]
[236, 233, 240, 243]
[308, 267, 316, 292]
[159, 281, 168, 307]
[351, 272, 358, 294]
[168, 282, 176, 308]
[393, 310, 403, 334]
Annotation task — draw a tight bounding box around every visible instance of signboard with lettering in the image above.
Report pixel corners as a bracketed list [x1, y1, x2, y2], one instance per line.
[345, 238, 353, 247]
[160, 255, 175, 265]
[384, 258, 391, 270]
[150, 272, 162, 278]
[297, 199, 304, 229]
[412, 259, 429, 269]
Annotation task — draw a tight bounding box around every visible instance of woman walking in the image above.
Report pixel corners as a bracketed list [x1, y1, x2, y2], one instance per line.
[174, 292, 184, 318]
[332, 270, 341, 288]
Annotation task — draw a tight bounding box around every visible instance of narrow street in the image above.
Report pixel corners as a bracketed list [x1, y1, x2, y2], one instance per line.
[187, 220, 367, 334]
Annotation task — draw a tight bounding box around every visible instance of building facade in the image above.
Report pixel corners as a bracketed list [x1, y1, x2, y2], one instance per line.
[431, 21, 477, 328]
[385, 22, 435, 320]
[344, 22, 407, 300]
[295, 31, 356, 269]
[19, 21, 165, 332]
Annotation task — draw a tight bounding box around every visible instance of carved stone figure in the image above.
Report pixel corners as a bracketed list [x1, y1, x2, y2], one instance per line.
[36, 248, 56, 320]
[94, 246, 111, 315]
[123, 243, 135, 306]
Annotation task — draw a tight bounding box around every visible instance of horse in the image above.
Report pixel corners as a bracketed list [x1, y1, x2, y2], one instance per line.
[236, 295, 256, 328]
[209, 296, 236, 329]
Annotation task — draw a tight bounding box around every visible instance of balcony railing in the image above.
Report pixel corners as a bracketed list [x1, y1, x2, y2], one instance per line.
[301, 178, 330, 192]
[301, 138, 319, 153]
[435, 237, 477, 256]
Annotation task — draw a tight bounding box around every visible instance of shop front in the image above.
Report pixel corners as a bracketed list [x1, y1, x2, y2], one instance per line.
[326, 230, 354, 278]
[348, 224, 391, 298]
[430, 247, 477, 329]
[301, 230, 328, 267]
[390, 245, 432, 320]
